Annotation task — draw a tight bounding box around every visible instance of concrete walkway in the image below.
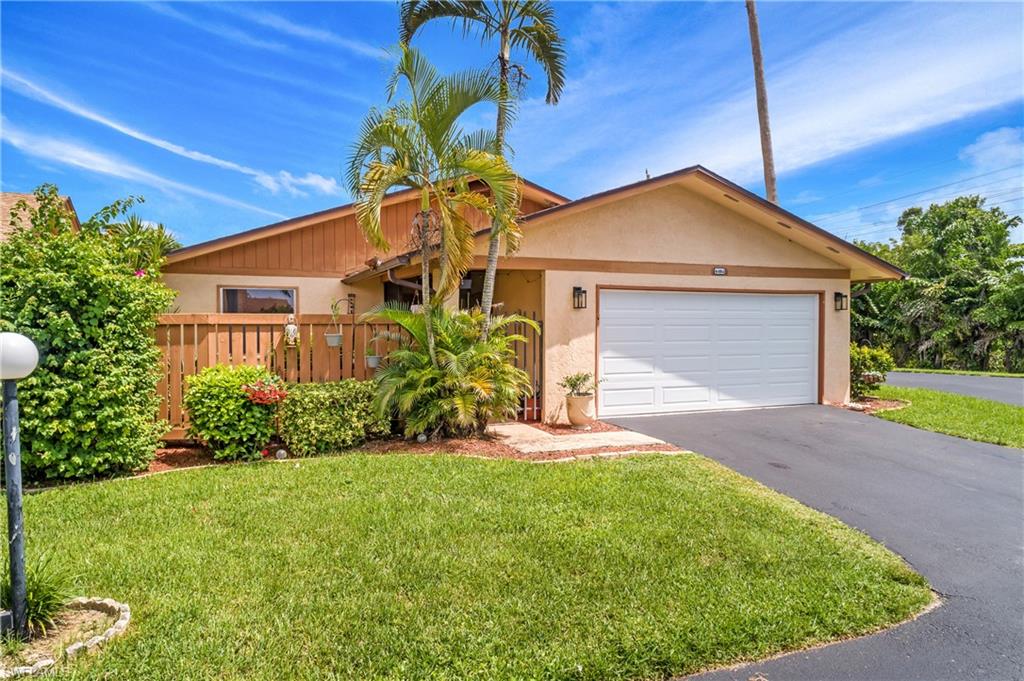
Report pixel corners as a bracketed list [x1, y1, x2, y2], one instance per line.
[488, 422, 667, 454]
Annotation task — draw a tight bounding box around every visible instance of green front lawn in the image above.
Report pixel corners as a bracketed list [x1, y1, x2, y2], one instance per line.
[27, 454, 930, 680]
[894, 367, 1024, 378]
[871, 385, 1024, 449]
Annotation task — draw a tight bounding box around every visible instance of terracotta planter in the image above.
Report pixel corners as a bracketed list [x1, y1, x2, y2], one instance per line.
[324, 332, 343, 347]
[565, 394, 596, 430]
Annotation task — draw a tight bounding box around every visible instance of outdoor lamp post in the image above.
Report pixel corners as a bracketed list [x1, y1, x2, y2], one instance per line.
[0, 332, 39, 640]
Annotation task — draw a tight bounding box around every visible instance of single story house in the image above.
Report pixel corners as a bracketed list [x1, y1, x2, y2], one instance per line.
[162, 165, 904, 422]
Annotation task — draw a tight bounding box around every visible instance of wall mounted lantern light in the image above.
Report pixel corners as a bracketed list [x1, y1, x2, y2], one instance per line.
[572, 286, 587, 310]
[346, 293, 356, 315]
[834, 292, 849, 311]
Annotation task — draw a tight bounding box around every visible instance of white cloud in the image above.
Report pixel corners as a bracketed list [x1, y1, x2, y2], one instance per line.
[959, 127, 1024, 172]
[512, 3, 1023, 197]
[145, 3, 289, 53]
[1, 69, 343, 197]
[223, 7, 387, 60]
[1, 120, 288, 220]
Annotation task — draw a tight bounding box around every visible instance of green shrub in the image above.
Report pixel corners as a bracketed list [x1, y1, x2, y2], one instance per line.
[850, 343, 896, 399]
[184, 365, 281, 460]
[366, 304, 535, 437]
[0, 186, 176, 480]
[279, 381, 388, 456]
[1, 552, 74, 636]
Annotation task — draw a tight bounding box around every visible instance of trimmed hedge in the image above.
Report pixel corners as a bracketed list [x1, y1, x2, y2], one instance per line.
[184, 365, 281, 461]
[280, 381, 388, 457]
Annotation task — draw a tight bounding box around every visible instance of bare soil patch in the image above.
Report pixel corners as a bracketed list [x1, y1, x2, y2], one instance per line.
[1, 607, 113, 668]
[148, 447, 217, 474]
[361, 435, 678, 462]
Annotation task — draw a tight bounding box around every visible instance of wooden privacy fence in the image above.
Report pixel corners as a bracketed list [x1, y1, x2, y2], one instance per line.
[154, 312, 543, 440]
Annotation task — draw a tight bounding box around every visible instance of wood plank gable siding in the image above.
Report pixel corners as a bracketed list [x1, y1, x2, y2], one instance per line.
[165, 196, 550, 278]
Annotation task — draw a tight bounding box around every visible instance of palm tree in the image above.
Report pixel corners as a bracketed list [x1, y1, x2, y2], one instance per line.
[347, 46, 520, 366]
[744, 0, 778, 204]
[104, 214, 181, 271]
[400, 0, 566, 338]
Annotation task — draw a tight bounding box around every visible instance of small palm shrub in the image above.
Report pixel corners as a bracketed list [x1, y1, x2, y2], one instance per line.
[557, 372, 598, 396]
[279, 381, 388, 456]
[850, 343, 896, 399]
[1, 552, 74, 637]
[184, 365, 283, 460]
[365, 304, 536, 438]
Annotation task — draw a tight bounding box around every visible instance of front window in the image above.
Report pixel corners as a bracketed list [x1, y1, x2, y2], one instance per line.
[220, 287, 296, 314]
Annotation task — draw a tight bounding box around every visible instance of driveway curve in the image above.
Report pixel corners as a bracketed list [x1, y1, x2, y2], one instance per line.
[610, 405, 1023, 681]
[887, 371, 1024, 405]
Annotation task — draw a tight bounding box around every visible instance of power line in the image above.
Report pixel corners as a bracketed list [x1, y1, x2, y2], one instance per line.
[791, 134, 1021, 207]
[842, 195, 1024, 241]
[806, 165, 1023, 224]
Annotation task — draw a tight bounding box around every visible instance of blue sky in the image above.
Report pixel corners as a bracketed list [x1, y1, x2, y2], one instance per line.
[1, 1, 1021, 246]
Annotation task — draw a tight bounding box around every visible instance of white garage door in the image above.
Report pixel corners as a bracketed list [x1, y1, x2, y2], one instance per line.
[598, 289, 818, 416]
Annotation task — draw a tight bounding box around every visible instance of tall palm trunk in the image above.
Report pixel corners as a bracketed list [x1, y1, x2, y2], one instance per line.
[418, 209, 438, 366]
[478, 34, 512, 340]
[745, 0, 778, 204]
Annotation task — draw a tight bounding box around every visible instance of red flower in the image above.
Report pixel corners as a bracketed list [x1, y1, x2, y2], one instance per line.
[242, 379, 288, 405]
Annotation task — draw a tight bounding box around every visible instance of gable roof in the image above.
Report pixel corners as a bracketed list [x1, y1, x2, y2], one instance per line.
[165, 178, 568, 265]
[344, 165, 906, 283]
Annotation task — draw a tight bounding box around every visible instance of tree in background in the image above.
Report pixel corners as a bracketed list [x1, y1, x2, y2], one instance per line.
[401, 0, 565, 339]
[852, 196, 1023, 372]
[0, 185, 176, 480]
[346, 46, 520, 366]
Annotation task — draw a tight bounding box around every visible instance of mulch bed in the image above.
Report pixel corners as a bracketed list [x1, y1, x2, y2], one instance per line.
[148, 447, 219, 474]
[530, 420, 622, 436]
[845, 397, 908, 415]
[150, 430, 677, 472]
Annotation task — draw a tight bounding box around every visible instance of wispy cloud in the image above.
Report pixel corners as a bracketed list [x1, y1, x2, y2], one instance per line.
[810, 127, 1023, 241]
[222, 6, 387, 60]
[2, 69, 342, 197]
[145, 2, 289, 53]
[1, 120, 287, 219]
[512, 3, 1023, 196]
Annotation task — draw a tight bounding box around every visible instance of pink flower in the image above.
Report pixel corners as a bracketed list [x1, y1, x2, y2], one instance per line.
[134, 269, 146, 277]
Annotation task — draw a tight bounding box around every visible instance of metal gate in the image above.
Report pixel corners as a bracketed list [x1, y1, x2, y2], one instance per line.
[508, 312, 543, 422]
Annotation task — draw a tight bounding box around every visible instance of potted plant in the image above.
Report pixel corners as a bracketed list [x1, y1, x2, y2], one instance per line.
[558, 372, 599, 430]
[365, 345, 382, 369]
[325, 299, 344, 347]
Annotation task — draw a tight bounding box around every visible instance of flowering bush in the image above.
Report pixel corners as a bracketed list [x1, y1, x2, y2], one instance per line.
[184, 365, 281, 460]
[243, 379, 288, 405]
[850, 344, 896, 399]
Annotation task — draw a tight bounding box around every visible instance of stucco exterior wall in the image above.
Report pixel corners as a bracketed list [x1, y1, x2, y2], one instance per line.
[492, 270, 543, 317]
[163, 273, 383, 314]
[512, 184, 844, 270]
[541, 271, 851, 424]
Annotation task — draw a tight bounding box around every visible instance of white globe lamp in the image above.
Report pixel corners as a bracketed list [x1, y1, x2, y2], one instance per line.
[0, 332, 39, 379]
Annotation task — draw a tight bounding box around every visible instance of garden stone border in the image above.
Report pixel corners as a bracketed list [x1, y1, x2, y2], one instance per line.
[0, 597, 130, 679]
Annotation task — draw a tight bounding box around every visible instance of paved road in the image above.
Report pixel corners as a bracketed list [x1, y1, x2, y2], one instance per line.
[610, 406, 1024, 681]
[887, 371, 1024, 406]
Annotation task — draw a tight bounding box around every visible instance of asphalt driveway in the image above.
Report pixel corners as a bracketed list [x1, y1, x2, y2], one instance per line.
[609, 406, 1023, 681]
[887, 371, 1024, 405]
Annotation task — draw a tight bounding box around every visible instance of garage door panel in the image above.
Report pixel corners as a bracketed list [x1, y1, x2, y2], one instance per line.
[598, 290, 818, 416]
[602, 387, 656, 409]
[602, 356, 655, 376]
[663, 385, 713, 405]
